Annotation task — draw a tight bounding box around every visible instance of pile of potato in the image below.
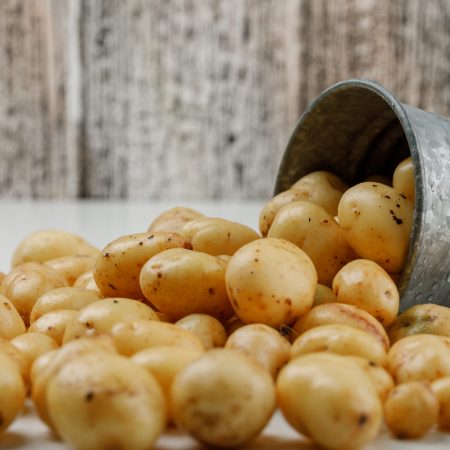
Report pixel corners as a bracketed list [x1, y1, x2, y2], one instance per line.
[1, 156, 450, 450]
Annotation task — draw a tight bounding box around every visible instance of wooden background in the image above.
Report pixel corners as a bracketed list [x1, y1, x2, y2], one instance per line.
[1, 0, 449, 200]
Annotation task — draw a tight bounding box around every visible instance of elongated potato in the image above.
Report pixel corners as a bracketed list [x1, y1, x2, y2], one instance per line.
[47, 353, 166, 450]
[11, 332, 58, 368]
[12, 229, 98, 267]
[292, 303, 389, 351]
[268, 201, 355, 286]
[29, 310, 77, 345]
[388, 304, 450, 344]
[30, 287, 101, 323]
[0, 352, 26, 433]
[148, 206, 203, 233]
[110, 320, 204, 356]
[1, 263, 68, 324]
[0, 294, 26, 339]
[332, 259, 399, 327]
[46, 255, 97, 286]
[338, 182, 413, 273]
[63, 298, 159, 343]
[175, 314, 227, 349]
[140, 248, 233, 320]
[384, 382, 438, 439]
[290, 324, 387, 366]
[277, 353, 382, 450]
[94, 232, 192, 299]
[393, 156, 415, 203]
[431, 377, 450, 429]
[182, 217, 259, 256]
[171, 349, 276, 447]
[226, 238, 317, 328]
[387, 334, 450, 383]
[225, 324, 290, 377]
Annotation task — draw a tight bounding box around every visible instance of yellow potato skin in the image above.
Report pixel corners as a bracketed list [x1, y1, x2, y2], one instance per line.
[431, 377, 450, 430]
[175, 314, 227, 349]
[11, 332, 58, 368]
[28, 310, 77, 345]
[148, 206, 204, 233]
[312, 284, 337, 306]
[277, 353, 382, 450]
[225, 238, 317, 328]
[0, 294, 26, 340]
[46, 255, 97, 286]
[182, 217, 259, 256]
[140, 248, 233, 321]
[393, 156, 415, 203]
[268, 201, 355, 286]
[338, 182, 413, 273]
[0, 338, 29, 386]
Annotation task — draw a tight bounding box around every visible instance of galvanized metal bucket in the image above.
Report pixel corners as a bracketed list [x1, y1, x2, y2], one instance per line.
[275, 79, 450, 311]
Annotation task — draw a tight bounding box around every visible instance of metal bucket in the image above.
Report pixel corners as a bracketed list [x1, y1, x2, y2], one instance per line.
[275, 79, 450, 311]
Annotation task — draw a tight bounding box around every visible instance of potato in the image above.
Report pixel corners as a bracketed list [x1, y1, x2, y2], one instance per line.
[332, 259, 399, 327]
[140, 248, 233, 320]
[29, 310, 77, 345]
[225, 238, 317, 328]
[182, 217, 259, 256]
[1, 262, 68, 324]
[73, 271, 97, 289]
[11, 332, 58, 368]
[12, 229, 98, 267]
[46, 254, 97, 286]
[0, 294, 26, 339]
[338, 182, 414, 273]
[290, 324, 387, 366]
[30, 287, 101, 323]
[31, 335, 116, 427]
[0, 271, 5, 287]
[292, 303, 389, 351]
[387, 334, 450, 383]
[268, 201, 355, 286]
[131, 346, 202, 420]
[0, 352, 26, 433]
[384, 382, 438, 439]
[171, 349, 275, 447]
[431, 377, 450, 429]
[47, 352, 166, 450]
[0, 338, 29, 386]
[393, 156, 415, 203]
[388, 304, 450, 344]
[175, 314, 227, 349]
[277, 353, 382, 449]
[225, 324, 290, 377]
[312, 284, 337, 306]
[148, 206, 203, 233]
[110, 319, 204, 356]
[94, 232, 192, 299]
[225, 316, 246, 335]
[63, 298, 159, 343]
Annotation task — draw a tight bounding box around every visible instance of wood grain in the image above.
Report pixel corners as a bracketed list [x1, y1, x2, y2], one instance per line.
[0, 0, 449, 200]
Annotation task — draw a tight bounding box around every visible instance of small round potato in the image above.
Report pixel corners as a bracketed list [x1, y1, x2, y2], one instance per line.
[0, 352, 26, 433]
[148, 206, 204, 233]
[94, 232, 192, 299]
[312, 284, 337, 306]
[0, 294, 26, 339]
[140, 248, 233, 320]
[110, 319, 204, 356]
[29, 310, 77, 345]
[332, 259, 399, 327]
[46, 254, 97, 286]
[388, 304, 450, 344]
[225, 324, 290, 377]
[292, 303, 389, 351]
[12, 229, 98, 267]
[225, 238, 317, 328]
[268, 201, 355, 286]
[338, 182, 414, 273]
[290, 324, 387, 366]
[0, 338, 29, 385]
[30, 287, 101, 323]
[393, 156, 415, 203]
[63, 298, 159, 343]
[1, 262, 68, 324]
[171, 349, 276, 447]
[384, 382, 438, 439]
[11, 332, 58, 368]
[182, 217, 259, 256]
[387, 334, 450, 383]
[431, 377, 450, 429]
[175, 314, 227, 349]
[47, 352, 166, 450]
[277, 353, 382, 450]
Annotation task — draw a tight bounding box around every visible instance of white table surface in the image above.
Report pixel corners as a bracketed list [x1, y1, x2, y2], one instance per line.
[1, 200, 450, 450]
